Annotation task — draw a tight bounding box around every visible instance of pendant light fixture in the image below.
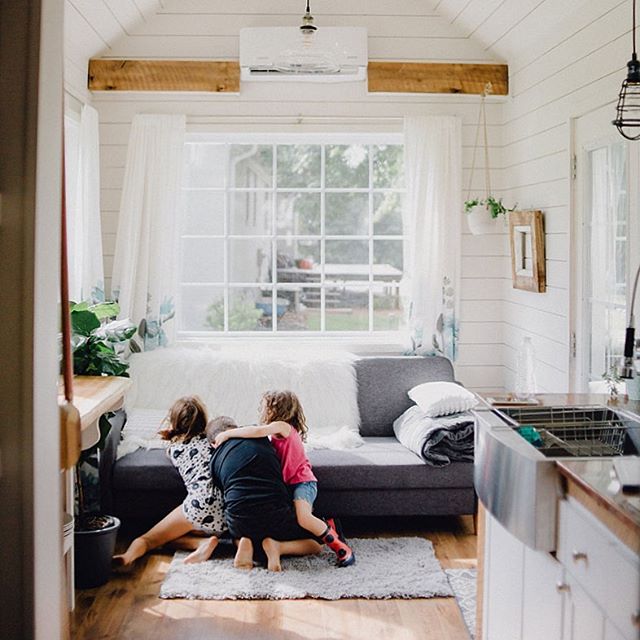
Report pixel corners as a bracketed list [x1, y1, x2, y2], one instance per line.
[274, 1, 340, 75]
[613, 0, 640, 140]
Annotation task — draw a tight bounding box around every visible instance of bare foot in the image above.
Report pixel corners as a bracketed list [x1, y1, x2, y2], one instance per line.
[262, 538, 282, 572]
[233, 537, 254, 570]
[112, 537, 148, 569]
[184, 536, 219, 564]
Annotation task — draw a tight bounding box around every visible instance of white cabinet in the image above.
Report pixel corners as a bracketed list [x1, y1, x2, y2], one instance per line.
[558, 497, 640, 640]
[521, 546, 564, 639]
[562, 574, 605, 640]
[482, 512, 564, 640]
[481, 500, 640, 640]
[605, 619, 630, 640]
[483, 513, 526, 639]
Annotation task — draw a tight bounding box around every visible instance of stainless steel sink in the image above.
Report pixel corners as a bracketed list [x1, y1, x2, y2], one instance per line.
[474, 403, 640, 551]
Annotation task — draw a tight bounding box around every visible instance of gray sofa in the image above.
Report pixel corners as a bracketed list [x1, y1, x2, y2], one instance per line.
[101, 355, 476, 527]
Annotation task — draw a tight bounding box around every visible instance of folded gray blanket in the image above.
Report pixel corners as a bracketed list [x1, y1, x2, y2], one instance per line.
[393, 405, 475, 467]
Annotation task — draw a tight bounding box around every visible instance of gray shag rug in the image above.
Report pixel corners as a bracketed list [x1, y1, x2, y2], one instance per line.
[160, 537, 453, 600]
[446, 568, 477, 639]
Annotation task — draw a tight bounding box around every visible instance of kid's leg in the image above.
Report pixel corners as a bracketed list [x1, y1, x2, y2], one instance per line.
[262, 537, 322, 572]
[183, 535, 220, 564]
[113, 506, 193, 567]
[233, 537, 254, 570]
[294, 500, 356, 567]
[294, 499, 330, 536]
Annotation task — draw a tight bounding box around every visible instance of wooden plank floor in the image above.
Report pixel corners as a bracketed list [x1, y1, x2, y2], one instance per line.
[73, 516, 477, 640]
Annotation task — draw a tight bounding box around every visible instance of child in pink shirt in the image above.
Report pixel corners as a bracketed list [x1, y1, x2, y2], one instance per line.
[214, 390, 355, 567]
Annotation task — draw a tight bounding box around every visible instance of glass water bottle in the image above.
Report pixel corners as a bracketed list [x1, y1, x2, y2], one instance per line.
[515, 336, 537, 400]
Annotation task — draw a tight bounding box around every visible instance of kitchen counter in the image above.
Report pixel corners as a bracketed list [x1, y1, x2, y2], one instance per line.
[557, 459, 640, 554]
[476, 392, 640, 640]
[532, 394, 640, 553]
[479, 391, 640, 552]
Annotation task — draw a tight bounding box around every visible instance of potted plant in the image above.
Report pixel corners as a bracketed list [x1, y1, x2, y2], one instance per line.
[464, 196, 515, 235]
[71, 300, 135, 588]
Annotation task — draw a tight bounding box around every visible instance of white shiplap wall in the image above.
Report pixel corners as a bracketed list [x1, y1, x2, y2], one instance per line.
[64, 0, 162, 102]
[89, 0, 507, 392]
[437, 0, 634, 392]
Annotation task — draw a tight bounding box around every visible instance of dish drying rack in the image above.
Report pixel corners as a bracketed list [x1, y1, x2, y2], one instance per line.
[501, 406, 631, 457]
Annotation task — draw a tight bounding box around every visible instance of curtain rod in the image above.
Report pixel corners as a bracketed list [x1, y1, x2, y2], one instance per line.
[186, 115, 405, 125]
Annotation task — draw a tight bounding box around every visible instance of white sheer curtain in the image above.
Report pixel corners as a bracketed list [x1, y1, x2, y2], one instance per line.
[402, 116, 462, 361]
[64, 104, 104, 302]
[111, 114, 186, 348]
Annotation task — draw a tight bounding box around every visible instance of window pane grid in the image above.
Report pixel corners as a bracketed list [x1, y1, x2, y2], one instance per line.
[179, 139, 404, 335]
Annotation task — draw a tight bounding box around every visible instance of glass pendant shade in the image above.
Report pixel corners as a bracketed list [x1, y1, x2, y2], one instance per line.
[275, 33, 340, 74]
[274, 0, 340, 75]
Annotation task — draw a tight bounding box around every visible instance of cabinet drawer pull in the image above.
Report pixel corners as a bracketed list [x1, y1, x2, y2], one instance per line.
[571, 550, 588, 562]
[555, 582, 570, 593]
[632, 610, 640, 628]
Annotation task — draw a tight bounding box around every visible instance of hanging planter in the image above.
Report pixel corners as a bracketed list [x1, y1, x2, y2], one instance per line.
[465, 84, 515, 235]
[466, 204, 499, 235]
[465, 197, 512, 235]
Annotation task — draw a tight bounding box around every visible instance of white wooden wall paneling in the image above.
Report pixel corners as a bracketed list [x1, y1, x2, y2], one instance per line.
[129, 14, 465, 39]
[104, 36, 498, 62]
[158, 1, 441, 17]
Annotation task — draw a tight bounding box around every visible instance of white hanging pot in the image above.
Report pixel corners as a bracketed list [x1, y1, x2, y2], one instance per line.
[466, 204, 500, 235]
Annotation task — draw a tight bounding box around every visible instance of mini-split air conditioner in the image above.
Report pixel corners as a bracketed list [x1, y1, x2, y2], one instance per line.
[239, 27, 368, 83]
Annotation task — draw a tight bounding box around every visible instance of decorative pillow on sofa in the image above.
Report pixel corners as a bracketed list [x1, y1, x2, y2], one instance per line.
[407, 381, 477, 417]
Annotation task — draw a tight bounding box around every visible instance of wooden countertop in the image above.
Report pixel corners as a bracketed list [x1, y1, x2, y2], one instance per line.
[59, 375, 131, 431]
[71, 375, 131, 431]
[58, 375, 131, 469]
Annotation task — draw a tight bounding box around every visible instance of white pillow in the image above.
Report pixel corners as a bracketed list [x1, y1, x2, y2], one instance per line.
[407, 381, 477, 417]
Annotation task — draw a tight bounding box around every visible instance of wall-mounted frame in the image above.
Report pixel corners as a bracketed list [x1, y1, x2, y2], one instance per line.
[509, 210, 546, 292]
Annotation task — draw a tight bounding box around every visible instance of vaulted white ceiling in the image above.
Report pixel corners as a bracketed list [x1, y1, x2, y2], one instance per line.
[66, 0, 611, 73]
[433, 0, 606, 70]
[66, 0, 505, 64]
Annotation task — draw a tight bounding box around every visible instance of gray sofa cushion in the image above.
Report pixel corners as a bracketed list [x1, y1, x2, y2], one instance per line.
[355, 356, 455, 436]
[309, 438, 472, 489]
[112, 437, 472, 494]
[113, 449, 183, 492]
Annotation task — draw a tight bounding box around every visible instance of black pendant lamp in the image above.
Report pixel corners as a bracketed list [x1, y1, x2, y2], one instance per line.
[613, 0, 640, 140]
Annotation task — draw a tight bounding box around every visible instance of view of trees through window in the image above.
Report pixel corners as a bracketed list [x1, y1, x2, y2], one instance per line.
[179, 136, 405, 335]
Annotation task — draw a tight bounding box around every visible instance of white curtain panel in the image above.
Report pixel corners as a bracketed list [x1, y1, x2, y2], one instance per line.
[64, 105, 105, 303]
[402, 116, 462, 361]
[111, 114, 186, 348]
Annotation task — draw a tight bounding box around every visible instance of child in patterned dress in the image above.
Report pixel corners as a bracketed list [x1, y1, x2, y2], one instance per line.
[113, 396, 226, 567]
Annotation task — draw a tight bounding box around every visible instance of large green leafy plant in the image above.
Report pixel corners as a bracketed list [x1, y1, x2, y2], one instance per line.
[71, 301, 136, 377]
[70, 301, 135, 529]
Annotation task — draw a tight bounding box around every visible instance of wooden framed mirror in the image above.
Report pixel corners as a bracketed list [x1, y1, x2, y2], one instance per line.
[508, 210, 546, 293]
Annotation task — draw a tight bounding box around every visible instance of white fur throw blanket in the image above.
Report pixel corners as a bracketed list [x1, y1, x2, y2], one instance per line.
[118, 347, 362, 457]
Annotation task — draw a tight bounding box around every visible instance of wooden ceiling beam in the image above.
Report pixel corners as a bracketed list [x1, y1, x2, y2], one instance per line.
[88, 59, 240, 92]
[87, 59, 508, 95]
[367, 61, 508, 95]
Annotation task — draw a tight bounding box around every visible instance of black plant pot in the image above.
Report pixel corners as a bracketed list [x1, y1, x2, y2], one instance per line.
[74, 515, 120, 589]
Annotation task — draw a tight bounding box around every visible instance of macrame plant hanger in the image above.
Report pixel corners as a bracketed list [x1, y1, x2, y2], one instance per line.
[467, 82, 493, 204]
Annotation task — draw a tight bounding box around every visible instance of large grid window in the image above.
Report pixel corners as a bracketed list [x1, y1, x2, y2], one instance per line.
[178, 134, 405, 336]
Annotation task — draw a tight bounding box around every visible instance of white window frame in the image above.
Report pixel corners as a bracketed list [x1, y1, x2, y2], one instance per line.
[177, 132, 406, 344]
[578, 138, 639, 390]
